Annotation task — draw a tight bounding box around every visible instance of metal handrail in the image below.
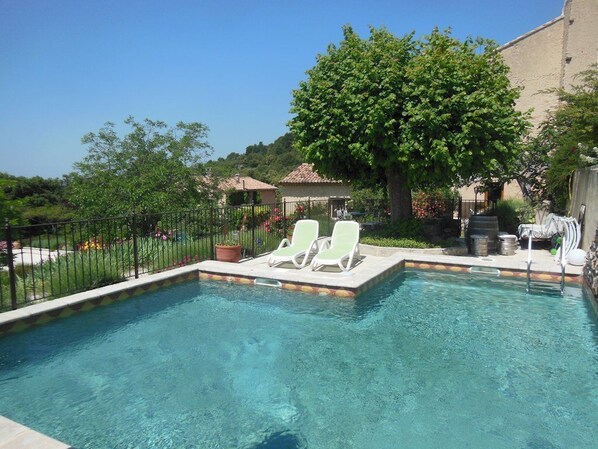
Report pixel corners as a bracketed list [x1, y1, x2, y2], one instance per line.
[526, 236, 532, 293]
[560, 233, 567, 296]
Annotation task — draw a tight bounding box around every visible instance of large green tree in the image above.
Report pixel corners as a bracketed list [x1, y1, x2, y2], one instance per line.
[69, 117, 214, 218]
[290, 27, 528, 221]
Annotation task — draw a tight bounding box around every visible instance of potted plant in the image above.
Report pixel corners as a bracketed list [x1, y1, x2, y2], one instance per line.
[215, 237, 242, 263]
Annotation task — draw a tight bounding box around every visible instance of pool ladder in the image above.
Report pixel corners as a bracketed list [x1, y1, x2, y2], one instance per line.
[526, 236, 532, 293]
[526, 234, 566, 296]
[559, 233, 567, 296]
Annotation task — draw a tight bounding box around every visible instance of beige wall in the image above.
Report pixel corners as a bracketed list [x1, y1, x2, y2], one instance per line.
[458, 181, 522, 201]
[500, 0, 598, 128]
[260, 190, 276, 205]
[500, 18, 564, 130]
[562, 0, 598, 90]
[570, 165, 598, 251]
[280, 184, 351, 203]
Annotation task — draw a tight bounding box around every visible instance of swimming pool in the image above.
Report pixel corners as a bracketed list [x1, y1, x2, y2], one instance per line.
[0, 270, 596, 448]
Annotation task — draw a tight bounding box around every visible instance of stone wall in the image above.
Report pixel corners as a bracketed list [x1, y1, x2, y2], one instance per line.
[584, 226, 598, 298]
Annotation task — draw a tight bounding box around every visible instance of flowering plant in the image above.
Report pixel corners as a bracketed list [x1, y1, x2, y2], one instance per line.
[264, 204, 306, 236]
[79, 237, 104, 251]
[154, 228, 174, 241]
[412, 191, 455, 219]
[0, 241, 13, 267]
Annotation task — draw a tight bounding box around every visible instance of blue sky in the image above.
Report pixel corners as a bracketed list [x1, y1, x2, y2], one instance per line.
[1, 0, 564, 178]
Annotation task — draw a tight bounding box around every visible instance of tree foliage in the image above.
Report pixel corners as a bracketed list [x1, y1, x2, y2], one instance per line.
[290, 26, 528, 221]
[68, 117, 214, 218]
[0, 173, 72, 227]
[524, 69, 598, 212]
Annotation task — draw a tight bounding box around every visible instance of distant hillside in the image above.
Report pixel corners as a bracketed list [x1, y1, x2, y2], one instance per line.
[0, 172, 73, 228]
[206, 133, 303, 185]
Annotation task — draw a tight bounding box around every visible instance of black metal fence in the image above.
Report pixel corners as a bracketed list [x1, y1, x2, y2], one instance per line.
[0, 196, 488, 311]
[0, 200, 335, 311]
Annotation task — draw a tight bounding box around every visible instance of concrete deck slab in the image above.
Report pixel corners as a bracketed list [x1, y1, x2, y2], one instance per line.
[360, 244, 584, 275]
[0, 416, 71, 449]
[198, 251, 403, 291]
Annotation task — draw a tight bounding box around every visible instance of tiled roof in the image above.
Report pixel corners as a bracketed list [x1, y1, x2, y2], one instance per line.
[219, 176, 277, 191]
[279, 163, 343, 184]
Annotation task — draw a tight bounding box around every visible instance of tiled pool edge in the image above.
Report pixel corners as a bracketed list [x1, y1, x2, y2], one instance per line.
[198, 259, 406, 298]
[405, 260, 583, 284]
[0, 257, 589, 337]
[0, 266, 198, 336]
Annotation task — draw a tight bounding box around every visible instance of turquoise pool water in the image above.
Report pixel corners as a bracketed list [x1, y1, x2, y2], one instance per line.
[0, 271, 597, 449]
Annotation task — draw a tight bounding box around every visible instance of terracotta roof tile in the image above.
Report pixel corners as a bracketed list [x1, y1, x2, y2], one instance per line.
[279, 163, 343, 184]
[219, 176, 277, 191]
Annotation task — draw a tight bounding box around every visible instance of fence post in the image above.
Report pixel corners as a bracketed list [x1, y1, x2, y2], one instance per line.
[251, 203, 255, 257]
[5, 220, 18, 310]
[327, 198, 331, 236]
[307, 197, 311, 219]
[457, 195, 463, 231]
[282, 200, 287, 237]
[131, 212, 139, 279]
[209, 205, 215, 260]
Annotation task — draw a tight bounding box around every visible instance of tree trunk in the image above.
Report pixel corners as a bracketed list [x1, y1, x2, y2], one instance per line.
[386, 167, 412, 223]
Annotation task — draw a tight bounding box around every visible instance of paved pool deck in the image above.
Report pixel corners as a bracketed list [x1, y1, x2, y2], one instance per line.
[0, 244, 589, 449]
[197, 244, 584, 293]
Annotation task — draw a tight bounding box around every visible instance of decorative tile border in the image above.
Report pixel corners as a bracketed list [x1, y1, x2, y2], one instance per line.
[0, 271, 197, 336]
[405, 261, 583, 284]
[199, 271, 356, 298]
[354, 260, 405, 296]
[199, 260, 407, 299]
[1, 258, 587, 337]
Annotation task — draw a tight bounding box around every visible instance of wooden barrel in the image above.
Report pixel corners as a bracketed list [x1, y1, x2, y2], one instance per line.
[467, 215, 499, 254]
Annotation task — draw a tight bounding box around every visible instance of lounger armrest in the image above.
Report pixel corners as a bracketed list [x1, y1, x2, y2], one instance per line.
[318, 237, 331, 251]
[277, 238, 291, 249]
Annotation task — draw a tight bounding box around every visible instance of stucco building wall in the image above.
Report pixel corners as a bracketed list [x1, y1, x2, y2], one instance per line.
[500, 17, 564, 130]
[260, 190, 276, 205]
[562, 0, 598, 89]
[280, 184, 351, 203]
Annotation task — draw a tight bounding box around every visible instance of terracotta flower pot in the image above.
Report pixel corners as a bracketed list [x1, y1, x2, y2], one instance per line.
[215, 244, 242, 263]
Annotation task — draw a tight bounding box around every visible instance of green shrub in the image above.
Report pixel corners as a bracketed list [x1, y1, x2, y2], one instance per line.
[493, 199, 535, 234]
[361, 236, 435, 248]
[365, 219, 424, 239]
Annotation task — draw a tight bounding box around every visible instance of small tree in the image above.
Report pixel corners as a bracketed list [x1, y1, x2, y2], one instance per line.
[69, 117, 215, 218]
[290, 27, 528, 222]
[529, 69, 598, 212]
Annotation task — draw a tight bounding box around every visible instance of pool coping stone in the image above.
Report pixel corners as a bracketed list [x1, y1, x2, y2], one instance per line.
[0, 415, 72, 449]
